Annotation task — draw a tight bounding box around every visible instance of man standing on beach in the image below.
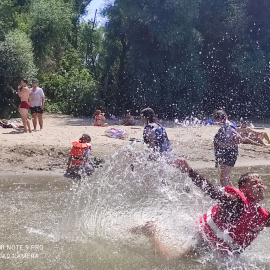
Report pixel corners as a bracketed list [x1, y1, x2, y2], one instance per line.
[29, 79, 45, 131]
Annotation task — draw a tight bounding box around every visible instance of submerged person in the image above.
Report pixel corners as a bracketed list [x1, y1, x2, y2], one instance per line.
[135, 158, 270, 259]
[94, 110, 108, 127]
[213, 110, 243, 187]
[238, 122, 270, 146]
[141, 107, 172, 154]
[66, 134, 94, 176]
[17, 79, 31, 133]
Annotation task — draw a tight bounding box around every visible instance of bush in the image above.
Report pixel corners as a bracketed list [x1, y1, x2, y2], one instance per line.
[39, 48, 99, 116]
[0, 29, 37, 84]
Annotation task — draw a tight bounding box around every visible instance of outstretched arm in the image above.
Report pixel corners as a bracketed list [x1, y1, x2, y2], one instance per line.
[173, 159, 236, 204]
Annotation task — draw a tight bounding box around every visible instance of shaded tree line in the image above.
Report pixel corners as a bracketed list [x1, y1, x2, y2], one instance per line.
[1, 0, 270, 119]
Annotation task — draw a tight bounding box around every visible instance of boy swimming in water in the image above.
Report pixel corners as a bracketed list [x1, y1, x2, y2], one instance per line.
[134, 158, 270, 258]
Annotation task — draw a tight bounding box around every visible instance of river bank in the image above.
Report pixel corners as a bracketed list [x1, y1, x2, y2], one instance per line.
[1, 114, 270, 177]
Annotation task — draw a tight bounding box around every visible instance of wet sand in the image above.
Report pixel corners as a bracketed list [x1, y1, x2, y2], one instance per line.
[0, 114, 270, 176]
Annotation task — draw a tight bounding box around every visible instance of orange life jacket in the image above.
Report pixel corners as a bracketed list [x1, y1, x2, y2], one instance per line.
[70, 141, 91, 166]
[200, 187, 269, 254]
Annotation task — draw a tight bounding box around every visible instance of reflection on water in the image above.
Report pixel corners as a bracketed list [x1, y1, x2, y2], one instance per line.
[1, 144, 270, 269]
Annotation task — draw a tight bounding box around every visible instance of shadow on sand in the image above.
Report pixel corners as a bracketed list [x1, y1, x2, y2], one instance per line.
[2, 129, 25, 134]
[64, 116, 121, 126]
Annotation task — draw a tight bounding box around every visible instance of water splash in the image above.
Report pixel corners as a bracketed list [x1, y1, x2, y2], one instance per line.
[59, 143, 270, 269]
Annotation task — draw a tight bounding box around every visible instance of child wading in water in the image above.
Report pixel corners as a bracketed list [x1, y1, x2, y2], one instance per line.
[94, 110, 108, 127]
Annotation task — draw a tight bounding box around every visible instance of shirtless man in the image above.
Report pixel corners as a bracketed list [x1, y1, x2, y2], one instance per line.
[17, 79, 31, 133]
[134, 158, 270, 258]
[238, 122, 270, 146]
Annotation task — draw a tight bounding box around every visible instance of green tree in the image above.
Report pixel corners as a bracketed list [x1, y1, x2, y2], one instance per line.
[29, 0, 73, 70]
[0, 29, 37, 116]
[0, 29, 37, 84]
[101, 0, 205, 116]
[0, 0, 18, 40]
[40, 47, 98, 115]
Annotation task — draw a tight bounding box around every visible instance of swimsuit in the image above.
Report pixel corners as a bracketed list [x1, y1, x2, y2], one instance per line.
[20, 101, 30, 110]
[30, 106, 43, 114]
[214, 121, 238, 167]
[95, 117, 102, 126]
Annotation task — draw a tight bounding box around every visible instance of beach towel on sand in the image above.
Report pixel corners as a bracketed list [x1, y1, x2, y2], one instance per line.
[104, 128, 128, 139]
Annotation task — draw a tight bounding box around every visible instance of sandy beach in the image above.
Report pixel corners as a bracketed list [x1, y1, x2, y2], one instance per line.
[1, 114, 270, 176]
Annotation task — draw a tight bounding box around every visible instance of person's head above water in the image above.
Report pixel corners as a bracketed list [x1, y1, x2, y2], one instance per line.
[238, 172, 266, 203]
[141, 107, 155, 124]
[79, 133, 91, 143]
[213, 109, 228, 123]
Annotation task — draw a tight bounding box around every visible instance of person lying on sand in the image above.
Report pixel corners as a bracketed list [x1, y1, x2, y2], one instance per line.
[94, 110, 108, 127]
[238, 122, 270, 146]
[133, 158, 270, 259]
[66, 134, 94, 176]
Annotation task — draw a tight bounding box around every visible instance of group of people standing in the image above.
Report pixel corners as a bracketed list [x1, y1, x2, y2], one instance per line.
[17, 79, 45, 133]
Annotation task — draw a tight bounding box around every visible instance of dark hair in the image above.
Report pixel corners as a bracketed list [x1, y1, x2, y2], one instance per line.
[141, 107, 155, 123]
[79, 133, 91, 143]
[241, 122, 247, 128]
[238, 172, 260, 188]
[21, 79, 28, 84]
[213, 109, 227, 122]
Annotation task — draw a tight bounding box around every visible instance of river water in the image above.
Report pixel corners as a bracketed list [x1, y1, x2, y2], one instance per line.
[1, 145, 270, 270]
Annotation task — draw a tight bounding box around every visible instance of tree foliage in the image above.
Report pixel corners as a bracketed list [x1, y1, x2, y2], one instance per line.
[40, 48, 98, 115]
[0, 29, 37, 84]
[1, 0, 270, 119]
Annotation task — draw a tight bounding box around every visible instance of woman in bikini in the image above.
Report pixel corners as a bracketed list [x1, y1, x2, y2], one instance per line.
[17, 79, 31, 133]
[94, 110, 108, 127]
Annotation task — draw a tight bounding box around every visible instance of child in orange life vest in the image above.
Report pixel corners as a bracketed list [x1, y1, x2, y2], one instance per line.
[66, 134, 94, 175]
